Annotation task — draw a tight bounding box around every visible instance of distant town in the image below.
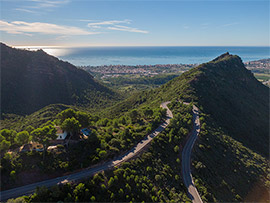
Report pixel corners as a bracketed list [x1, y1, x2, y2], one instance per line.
[80, 58, 269, 79]
[80, 64, 196, 79]
[244, 58, 270, 71]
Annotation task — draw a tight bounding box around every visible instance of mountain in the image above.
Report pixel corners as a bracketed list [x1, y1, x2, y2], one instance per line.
[0, 43, 119, 115]
[181, 53, 269, 201]
[158, 53, 269, 201]
[104, 53, 269, 201]
[2, 52, 269, 202]
[189, 53, 269, 156]
[115, 52, 269, 156]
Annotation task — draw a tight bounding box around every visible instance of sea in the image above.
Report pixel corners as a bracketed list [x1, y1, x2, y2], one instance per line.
[41, 46, 270, 66]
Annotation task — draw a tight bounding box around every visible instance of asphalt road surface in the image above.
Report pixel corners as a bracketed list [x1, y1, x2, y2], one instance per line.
[0, 102, 173, 201]
[182, 105, 203, 203]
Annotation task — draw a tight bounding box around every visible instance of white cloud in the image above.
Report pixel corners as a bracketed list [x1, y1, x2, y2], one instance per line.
[15, 0, 70, 13]
[90, 25, 101, 29]
[14, 8, 39, 14]
[87, 20, 131, 27]
[27, 0, 70, 8]
[79, 19, 97, 22]
[87, 19, 148, 34]
[108, 25, 148, 34]
[0, 20, 98, 36]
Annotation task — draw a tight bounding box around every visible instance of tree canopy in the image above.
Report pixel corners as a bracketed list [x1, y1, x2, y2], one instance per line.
[15, 131, 30, 146]
[31, 125, 57, 159]
[61, 117, 81, 135]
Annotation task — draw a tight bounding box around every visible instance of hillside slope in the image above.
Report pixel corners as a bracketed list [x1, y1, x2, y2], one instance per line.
[4, 53, 269, 202]
[111, 52, 269, 157]
[0, 104, 74, 132]
[160, 53, 269, 201]
[0, 43, 119, 115]
[189, 53, 269, 157]
[102, 53, 269, 201]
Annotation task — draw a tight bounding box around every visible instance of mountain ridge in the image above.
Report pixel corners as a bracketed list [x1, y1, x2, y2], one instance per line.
[0, 43, 120, 115]
[103, 52, 269, 156]
[190, 53, 269, 157]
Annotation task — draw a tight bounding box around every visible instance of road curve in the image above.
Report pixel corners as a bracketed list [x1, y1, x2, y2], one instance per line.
[182, 104, 203, 203]
[0, 102, 173, 201]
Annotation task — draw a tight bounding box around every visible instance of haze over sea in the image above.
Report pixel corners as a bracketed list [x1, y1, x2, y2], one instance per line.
[41, 46, 270, 66]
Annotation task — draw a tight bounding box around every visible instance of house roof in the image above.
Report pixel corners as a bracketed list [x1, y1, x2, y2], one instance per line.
[55, 126, 64, 134]
[81, 128, 91, 136]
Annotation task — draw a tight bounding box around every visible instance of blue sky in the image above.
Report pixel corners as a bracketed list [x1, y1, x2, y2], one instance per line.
[0, 0, 269, 46]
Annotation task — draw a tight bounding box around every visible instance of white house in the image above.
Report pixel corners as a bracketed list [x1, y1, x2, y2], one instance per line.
[55, 126, 68, 140]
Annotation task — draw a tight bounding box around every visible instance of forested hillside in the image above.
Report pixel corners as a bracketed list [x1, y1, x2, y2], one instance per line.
[96, 53, 270, 201]
[109, 53, 269, 156]
[190, 53, 269, 157]
[0, 43, 119, 115]
[4, 53, 269, 202]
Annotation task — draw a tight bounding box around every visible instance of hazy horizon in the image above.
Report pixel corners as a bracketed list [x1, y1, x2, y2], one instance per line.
[11, 45, 267, 66]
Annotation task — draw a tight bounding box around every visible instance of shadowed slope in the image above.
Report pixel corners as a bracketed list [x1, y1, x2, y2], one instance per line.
[1, 43, 119, 115]
[190, 53, 269, 157]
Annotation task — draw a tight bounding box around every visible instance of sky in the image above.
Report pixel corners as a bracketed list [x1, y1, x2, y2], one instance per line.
[0, 0, 269, 47]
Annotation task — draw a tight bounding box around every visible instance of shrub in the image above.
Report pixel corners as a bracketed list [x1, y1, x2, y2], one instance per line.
[10, 170, 16, 181]
[99, 150, 107, 159]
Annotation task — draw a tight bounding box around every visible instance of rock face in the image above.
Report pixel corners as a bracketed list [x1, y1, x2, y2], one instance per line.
[1, 43, 118, 115]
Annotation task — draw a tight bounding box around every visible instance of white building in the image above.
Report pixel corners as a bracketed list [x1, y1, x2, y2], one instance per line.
[55, 126, 68, 140]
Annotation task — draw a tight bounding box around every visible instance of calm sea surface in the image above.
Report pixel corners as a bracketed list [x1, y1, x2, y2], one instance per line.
[43, 46, 270, 66]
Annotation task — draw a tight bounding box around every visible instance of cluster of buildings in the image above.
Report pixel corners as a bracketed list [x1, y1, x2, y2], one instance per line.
[244, 59, 270, 70]
[19, 127, 92, 153]
[79, 59, 269, 80]
[80, 64, 196, 78]
[55, 126, 91, 141]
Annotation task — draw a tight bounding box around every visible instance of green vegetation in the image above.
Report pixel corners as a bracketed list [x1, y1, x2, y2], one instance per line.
[0, 129, 16, 152]
[190, 54, 269, 157]
[14, 131, 30, 146]
[31, 125, 57, 160]
[16, 102, 195, 202]
[0, 43, 120, 115]
[2, 53, 269, 202]
[254, 73, 270, 82]
[0, 106, 166, 191]
[61, 118, 81, 136]
[0, 104, 74, 132]
[106, 53, 268, 156]
[0, 129, 32, 153]
[192, 115, 269, 202]
[102, 74, 181, 94]
[95, 53, 270, 201]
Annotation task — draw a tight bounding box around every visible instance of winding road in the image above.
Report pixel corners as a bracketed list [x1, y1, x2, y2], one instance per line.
[182, 104, 203, 203]
[0, 102, 173, 201]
